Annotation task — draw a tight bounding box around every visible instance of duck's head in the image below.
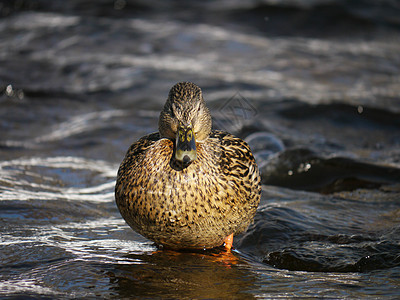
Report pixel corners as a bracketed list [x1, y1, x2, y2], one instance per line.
[159, 82, 212, 165]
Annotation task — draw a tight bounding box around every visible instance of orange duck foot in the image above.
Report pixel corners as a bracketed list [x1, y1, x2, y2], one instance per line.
[223, 233, 234, 251]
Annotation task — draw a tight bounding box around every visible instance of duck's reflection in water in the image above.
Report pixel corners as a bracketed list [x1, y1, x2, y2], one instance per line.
[107, 248, 257, 299]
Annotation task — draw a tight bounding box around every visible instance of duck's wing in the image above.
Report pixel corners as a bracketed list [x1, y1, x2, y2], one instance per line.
[210, 130, 262, 233]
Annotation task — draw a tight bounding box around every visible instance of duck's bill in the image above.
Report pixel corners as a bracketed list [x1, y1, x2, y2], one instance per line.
[175, 126, 197, 164]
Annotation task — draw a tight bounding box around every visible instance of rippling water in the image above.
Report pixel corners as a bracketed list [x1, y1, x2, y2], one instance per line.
[1, 0, 400, 298]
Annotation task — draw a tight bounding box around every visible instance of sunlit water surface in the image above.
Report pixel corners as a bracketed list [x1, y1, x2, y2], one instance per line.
[1, 1, 400, 298]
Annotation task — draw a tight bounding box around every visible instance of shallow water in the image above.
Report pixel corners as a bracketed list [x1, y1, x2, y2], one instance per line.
[1, 0, 400, 298]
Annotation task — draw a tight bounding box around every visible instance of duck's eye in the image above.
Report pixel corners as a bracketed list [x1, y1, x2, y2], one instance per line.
[170, 107, 175, 118]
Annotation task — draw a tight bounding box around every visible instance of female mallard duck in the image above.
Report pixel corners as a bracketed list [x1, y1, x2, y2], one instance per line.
[115, 82, 261, 250]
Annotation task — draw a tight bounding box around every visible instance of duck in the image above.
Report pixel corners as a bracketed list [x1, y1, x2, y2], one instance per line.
[115, 82, 261, 250]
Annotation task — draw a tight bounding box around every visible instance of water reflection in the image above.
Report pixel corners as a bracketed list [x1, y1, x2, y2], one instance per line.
[109, 249, 257, 299]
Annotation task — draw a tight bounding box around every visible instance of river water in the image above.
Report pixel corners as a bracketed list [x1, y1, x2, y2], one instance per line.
[1, 0, 400, 298]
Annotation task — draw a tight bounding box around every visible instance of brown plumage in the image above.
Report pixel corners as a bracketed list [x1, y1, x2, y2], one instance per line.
[115, 82, 261, 250]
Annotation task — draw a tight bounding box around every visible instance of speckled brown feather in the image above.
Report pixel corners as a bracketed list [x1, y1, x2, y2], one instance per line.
[115, 82, 261, 250]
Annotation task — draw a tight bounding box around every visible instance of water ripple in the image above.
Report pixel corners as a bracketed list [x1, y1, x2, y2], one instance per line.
[0, 156, 117, 202]
[1, 110, 126, 148]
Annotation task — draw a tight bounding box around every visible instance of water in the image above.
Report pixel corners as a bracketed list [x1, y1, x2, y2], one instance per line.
[1, 0, 400, 298]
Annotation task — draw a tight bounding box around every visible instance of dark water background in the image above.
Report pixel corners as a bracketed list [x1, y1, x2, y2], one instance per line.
[1, 0, 400, 298]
